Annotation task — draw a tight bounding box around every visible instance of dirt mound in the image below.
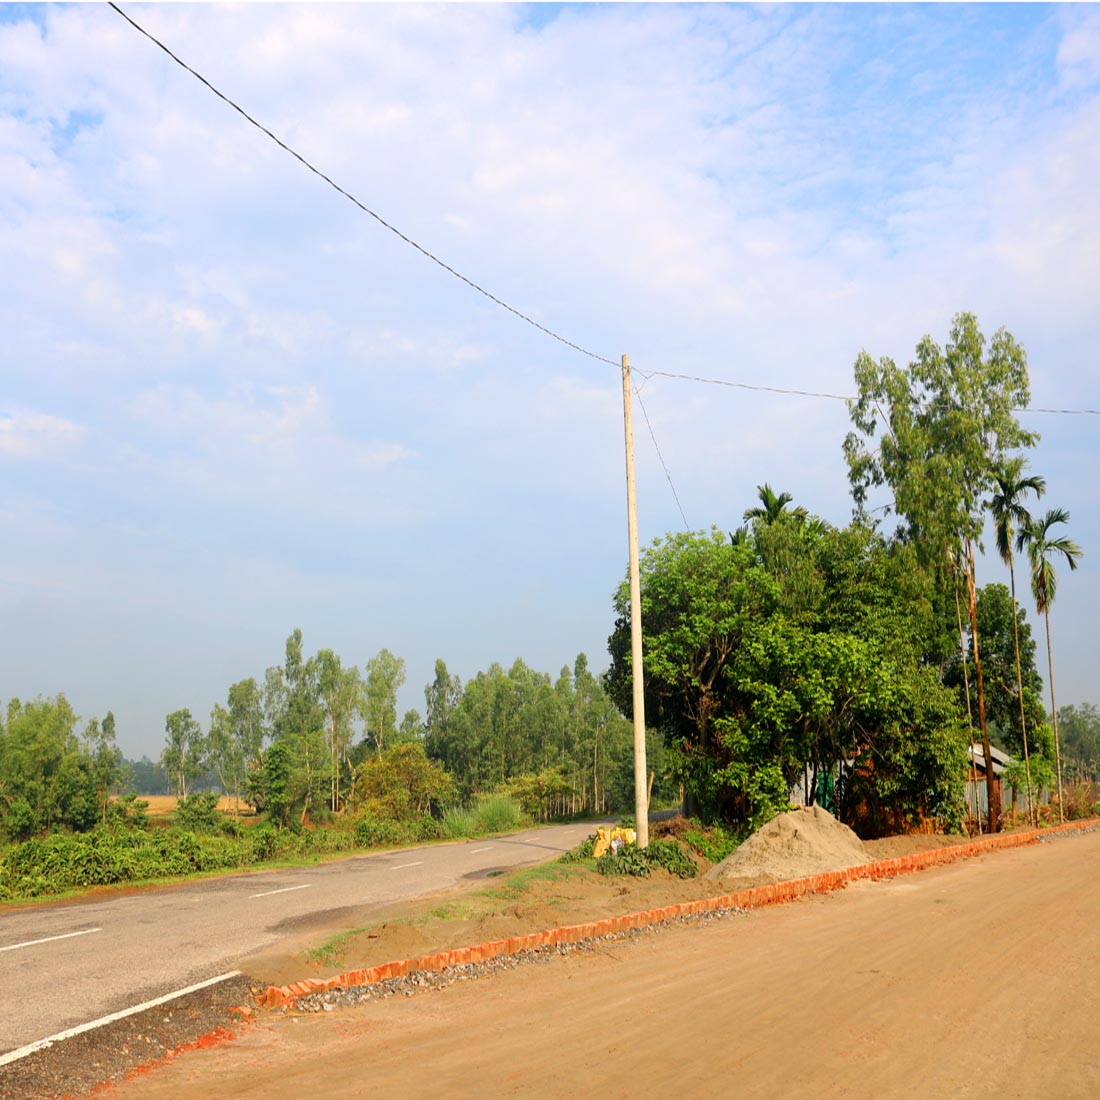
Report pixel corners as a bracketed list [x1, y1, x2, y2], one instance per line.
[705, 805, 870, 886]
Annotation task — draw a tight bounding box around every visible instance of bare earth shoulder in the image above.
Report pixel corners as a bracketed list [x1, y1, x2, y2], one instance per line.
[88, 827, 1100, 1100]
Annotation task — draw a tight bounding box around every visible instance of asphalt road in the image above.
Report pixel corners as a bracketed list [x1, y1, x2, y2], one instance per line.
[0, 820, 598, 1057]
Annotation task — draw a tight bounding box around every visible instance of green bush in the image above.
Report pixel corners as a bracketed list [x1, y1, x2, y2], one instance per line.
[174, 793, 223, 834]
[596, 843, 651, 877]
[248, 825, 278, 861]
[471, 793, 525, 834]
[441, 806, 477, 839]
[558, 834, 596, 863]
[414, 816, 446, 842]
[354, 816, 402, 849]
[595, 838, 697, 879]
[681, 821, 739, 864]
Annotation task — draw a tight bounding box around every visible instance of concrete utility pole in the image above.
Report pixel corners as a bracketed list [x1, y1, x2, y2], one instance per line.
[621, 354, 649, 848]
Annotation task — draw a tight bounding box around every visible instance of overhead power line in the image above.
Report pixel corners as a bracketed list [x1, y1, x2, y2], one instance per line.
[638, 368, 1099, 416]
[108, 2, 618, 371]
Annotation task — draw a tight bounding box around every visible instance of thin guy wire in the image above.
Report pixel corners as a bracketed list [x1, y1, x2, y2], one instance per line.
[108, 2, 618, 370]
[633, 386, 689, 530]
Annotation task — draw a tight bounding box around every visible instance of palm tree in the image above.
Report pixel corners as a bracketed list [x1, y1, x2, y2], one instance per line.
[744, 483, 807, 525]
[1017, 508, 1083, 823]
[990, 458, 1045, 824]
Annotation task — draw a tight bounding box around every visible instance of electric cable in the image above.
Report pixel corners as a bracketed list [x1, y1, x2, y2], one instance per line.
[108, 2, 618, 371]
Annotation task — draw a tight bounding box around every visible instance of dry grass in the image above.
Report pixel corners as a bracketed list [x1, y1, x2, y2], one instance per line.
[135, 794, 254, 816]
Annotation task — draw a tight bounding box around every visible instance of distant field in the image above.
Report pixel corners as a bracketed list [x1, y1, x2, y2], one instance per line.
[137, 794, 255, 816]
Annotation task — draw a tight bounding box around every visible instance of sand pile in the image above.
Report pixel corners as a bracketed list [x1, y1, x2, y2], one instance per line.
[705, 805, 870, 885]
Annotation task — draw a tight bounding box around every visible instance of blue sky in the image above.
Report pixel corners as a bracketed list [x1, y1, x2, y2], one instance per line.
[2, 3, 1098, 758]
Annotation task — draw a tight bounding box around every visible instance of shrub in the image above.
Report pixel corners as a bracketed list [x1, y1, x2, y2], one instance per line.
[596, 843, 651, 877]
[471, 793, 525, 834]
[441, 806, 477, 839]
[414, 816, 446, 842]
[559, 834, 596, 863]
[681, 821, 739, 864]
[354, 816, 402, 849]
[248, 825, 278, 861]
[595, 838, 697, 879]
[175, 793, 224, 834]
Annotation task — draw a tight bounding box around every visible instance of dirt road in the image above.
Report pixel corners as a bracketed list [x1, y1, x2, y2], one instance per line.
[93, 831, 1100, 1100]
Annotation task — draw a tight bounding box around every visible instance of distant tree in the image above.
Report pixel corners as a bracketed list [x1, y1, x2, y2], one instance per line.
[85, 710, 123, 825]
[1017, 508, 1083, 820]
[362, 649, 406, 758]
[316, 650, 362, 812]
[161, 709, 206, 799]
[1059, 704, 1100, 781]
[126, 755, 170, 795]
[206, 704, 245, 812]
[398, 708, 423, 742]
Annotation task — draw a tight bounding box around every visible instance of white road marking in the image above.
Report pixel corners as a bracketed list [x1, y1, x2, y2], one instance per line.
[0, 928, 102, 953]
[471, 848, 492, 854]
[0, 970, 241, 1068]
[249, 884, 312, 899]
[390, 861, 423, 870]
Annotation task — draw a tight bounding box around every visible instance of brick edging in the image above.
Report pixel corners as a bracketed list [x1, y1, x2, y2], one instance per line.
[254, 818, 1098, 1009]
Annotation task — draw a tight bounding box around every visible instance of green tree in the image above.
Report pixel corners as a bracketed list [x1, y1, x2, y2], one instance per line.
[362, 648, 407, 758]
[990, 458, 1045, 822]
[743, 483, 807, 525]
[844, 312, 1037, 830]
[161, 709, 206, 799]
[1017, 508, 1083, 821]
[1058, 704, 1100, 781]
[607, 526, 968, 831]
[316, 650, 362, 812]
[206, 704, 245, 812]
[356, 741, 455, 820]
[0, 695, 96, 839]
[86, 710, 123, 825]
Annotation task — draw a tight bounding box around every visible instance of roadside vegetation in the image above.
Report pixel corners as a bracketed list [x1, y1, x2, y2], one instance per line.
[2, 314, 1098, 902]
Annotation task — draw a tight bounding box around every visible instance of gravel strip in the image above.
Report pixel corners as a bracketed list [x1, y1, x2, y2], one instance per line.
[291, 904, 749, 1014]
[0, 973, 254, 1100]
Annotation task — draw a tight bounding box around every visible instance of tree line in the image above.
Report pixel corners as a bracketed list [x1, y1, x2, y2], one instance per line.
[154, 633, 665, 828]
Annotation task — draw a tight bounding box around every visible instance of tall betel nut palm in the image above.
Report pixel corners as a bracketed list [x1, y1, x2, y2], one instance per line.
[1017, 508, 1083, 823]
[844, 312, 1037, 832]
[990, 458, 1045, 825]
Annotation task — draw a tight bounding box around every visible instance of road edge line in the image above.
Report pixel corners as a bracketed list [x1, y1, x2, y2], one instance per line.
[255, 817, 1100, 1009]
[0, 971, 242, 1068]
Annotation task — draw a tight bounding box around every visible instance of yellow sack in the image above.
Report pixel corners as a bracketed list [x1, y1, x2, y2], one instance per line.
[592, 825, 637, 859]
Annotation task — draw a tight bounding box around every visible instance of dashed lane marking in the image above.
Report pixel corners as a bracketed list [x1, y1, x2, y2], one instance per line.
[390, 862, 424, 870]
[249, 884, 312, 899]
[471, 848, 492, 854]
[0, 928, 102, 953]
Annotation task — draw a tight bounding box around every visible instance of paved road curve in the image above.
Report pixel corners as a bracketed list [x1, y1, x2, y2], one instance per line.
[0, 821, 598, 1056]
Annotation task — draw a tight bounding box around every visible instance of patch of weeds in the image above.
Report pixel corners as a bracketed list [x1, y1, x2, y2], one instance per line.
[558, 835, 596, 863]
[308, 927, 365, 966]
[681, 822, 739, 864]
[596, 838, 697, 879]
[423, 902, 476, 922]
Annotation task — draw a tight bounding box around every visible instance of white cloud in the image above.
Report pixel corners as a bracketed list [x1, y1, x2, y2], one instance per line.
[0, 410, 84, 459]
